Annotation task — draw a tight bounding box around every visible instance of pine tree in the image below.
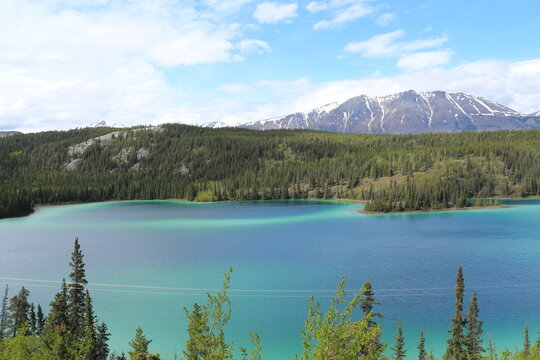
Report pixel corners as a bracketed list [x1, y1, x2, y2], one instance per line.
[360, 281, 383, 326]
[0, 285, 8, 342]
[444, 267, 467, 360]
[68, 237, 88, 338]
[46, 279, 70, 332]
[465, 292, 484, 360]
[184, 303, 210, 360]
[523, 323, 530, 355]
[418, 330, 427, 360]
[392, 322, 406, 360]
[128, 327, 152, 360]
[29, 303, 37, 334]
[77, 291, 97, 360]
[6, 286, 31, 337]
[95, 322, 110, 360]
[36, 305, 45, 335]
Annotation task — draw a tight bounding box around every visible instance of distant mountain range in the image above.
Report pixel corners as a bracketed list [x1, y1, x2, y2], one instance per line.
[0, 131, 23, 138]
[204, 90, 540, 134]
[89, 120, 125, 128]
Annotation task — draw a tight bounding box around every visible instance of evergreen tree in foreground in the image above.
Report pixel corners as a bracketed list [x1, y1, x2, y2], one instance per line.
[0, 285, 8, 341]
[46, 279, 69, 332]
[68, 237, 88, 339]
[128, 327, 159, 360]
[6, 286, 31, 338]
[465, 292, 484, 360]
[184, 303, 210, 360]
[524, 323, 530, 355]
[444, 267, 467, 360]
[392, 322, 406, 360]
[36, 305, 45, 335]
[418, 330, 427, 360]
[360, 281, 383, 326]
[77, 291, 97, 360]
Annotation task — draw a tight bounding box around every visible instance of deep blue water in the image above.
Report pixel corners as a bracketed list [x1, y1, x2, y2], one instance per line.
[0, 200, 539, 359]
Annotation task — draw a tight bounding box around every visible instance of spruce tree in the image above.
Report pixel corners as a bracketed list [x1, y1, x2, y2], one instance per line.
[36, 304, 46, 335]
[0, 285, 8, 342]
[392, 322, 406, 360]
[95, 322, 111, 360]
[418, 330, 426, 360]
[29, 303, 37, 334]
[360, 281, 383, 326]
[128, 327, 153, 360]
[6, 286, 31, 337]
[46, 279, 70, 332]
[184, 303, 210, 360]
[77, 291, 97, 360]
[444, 267, 467, 360]
[465, 292, 484, 360]
[524, 323, 530, 355]
[68, 237, 88, 338]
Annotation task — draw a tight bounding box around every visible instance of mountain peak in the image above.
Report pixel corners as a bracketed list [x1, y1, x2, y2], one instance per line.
[240, 90, 539, 134]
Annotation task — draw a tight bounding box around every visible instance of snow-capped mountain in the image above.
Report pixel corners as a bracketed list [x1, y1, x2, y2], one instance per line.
[89, 120, 124, 128]
[240, 90, 540, 134]
[201, 121, 229, 128]
[529, 111, 540, 117]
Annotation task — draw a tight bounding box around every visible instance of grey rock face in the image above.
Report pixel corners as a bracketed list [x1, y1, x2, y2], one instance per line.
[240, 91, 540, 134]
[65, 159, 83, 170]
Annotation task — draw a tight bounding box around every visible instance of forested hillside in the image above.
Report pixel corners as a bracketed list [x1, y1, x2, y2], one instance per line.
[2, 125, 540, 218]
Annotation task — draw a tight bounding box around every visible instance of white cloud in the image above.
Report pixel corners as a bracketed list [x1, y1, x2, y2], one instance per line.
[253, 2, 298, 24]
[0, 0, 271, 132]
[312, 0, 374, 30]
[344, 29, 450, 70]
[376, 12, 394, 26]
[306, 1, 328, 13]
[238, 39, 272, 55]
[396, 51, 452, 71]
[345, 29, 448, 57]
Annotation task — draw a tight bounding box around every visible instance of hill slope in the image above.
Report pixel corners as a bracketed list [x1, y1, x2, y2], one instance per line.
[2, 125, 540, 217]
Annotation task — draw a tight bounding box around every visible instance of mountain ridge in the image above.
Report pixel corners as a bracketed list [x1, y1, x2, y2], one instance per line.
[205, 90, 540, 134]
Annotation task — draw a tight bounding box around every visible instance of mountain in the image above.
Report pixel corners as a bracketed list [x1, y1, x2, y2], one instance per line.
[240, 90, 540, 134]
[201, 120, 229, 128]
[89, 120, 124, 128]
[529, 111, 540, 117]
[0, 131, 23, 138]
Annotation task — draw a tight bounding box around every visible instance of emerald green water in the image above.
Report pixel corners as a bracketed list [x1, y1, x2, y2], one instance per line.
[0, 200, 539, 359]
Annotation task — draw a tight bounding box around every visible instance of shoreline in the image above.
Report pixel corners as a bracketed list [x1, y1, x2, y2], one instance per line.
[2, 196, 536, 221]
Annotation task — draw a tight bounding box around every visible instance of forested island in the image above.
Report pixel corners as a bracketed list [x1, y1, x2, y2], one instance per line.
[2, 125, 540, 218]
[0, 240, 539, 360]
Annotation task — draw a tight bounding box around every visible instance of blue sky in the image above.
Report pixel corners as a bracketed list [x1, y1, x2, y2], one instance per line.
[1, 0, 540, 131]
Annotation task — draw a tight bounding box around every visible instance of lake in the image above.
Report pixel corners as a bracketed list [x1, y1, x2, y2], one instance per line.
[0, 200, 539, 359]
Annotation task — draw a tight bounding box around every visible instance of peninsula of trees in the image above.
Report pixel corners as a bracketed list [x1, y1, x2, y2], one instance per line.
[2, 125, 540, 218]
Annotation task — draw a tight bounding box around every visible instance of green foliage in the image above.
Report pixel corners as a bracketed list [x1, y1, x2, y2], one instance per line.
[392, 322, 406, 360]
[445, 267, 467, 360]
[128, 327, 160, 360]
[297, 276, 385, 360]
[69, 237, 89, 339]
[466, 292, 484, 360]
[418, 331, 427, 360]
[4, 126, 540, 217]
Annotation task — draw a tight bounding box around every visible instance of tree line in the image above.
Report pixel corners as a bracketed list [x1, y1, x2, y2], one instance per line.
[2, 126, 540, 217]
[0, 240, 539, 359]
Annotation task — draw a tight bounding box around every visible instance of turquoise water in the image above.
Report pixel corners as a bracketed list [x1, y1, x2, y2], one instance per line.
[0, 200, 539, 359]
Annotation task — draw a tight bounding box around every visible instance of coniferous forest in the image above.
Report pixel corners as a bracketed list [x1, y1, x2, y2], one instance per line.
[0, 240, 538, 360]
[2, 125, 540, 218]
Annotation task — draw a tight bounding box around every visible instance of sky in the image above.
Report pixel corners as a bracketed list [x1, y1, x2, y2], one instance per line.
[1, 0, 540, 132]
